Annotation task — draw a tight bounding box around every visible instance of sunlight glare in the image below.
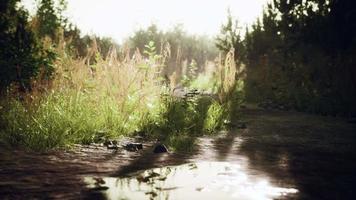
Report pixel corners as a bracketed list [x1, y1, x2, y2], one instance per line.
[21, 0, 267, 42]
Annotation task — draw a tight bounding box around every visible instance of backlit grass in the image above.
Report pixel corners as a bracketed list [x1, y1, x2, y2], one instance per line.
[0, 41, 243, 151]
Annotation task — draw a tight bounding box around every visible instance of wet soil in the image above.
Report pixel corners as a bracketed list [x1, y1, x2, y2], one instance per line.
[0, 106, 355, 199]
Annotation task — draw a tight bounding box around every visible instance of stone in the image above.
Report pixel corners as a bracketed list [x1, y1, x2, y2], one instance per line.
[153, 144, 168, 153]
[103, 140, 111, 146]
[124, 143, 143, 152]
[107, 144, 118, 150]
[103, 140, 118, 150]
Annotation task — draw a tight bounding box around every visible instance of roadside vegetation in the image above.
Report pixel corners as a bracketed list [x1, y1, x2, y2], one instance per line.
[0, 0, 244, 151]
[0, 38, 243, 151]
[4, 0, 351, 152]
[242, 0, 356, 116]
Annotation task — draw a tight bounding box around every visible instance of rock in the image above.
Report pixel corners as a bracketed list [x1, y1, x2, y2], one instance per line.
[107, 144, 118, 150]
[124, 143, 143, 152]
[103, 140, 118, 150]
[103, 140, 110, 146]
[153, 144, 168, 153]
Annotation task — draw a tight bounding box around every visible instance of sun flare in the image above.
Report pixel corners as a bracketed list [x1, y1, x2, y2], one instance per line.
[21, 0, 267, 41]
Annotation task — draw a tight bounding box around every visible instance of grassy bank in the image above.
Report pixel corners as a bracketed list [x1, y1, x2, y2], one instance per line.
[0, 42, 243, 151]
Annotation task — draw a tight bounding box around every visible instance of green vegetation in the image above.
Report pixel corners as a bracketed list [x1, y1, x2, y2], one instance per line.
[242, 0, 356, 116]
[0, 0, 55, 92]
[128, 24, 218, 77]
[0, 41, 240, 151]
[0, 0, 243, 151]
[6, 0, 353, 152]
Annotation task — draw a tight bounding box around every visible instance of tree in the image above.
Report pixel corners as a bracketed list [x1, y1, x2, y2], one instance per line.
[215, 9, 244, 61]
[0, 0, 55, 92]
[243, 0, 356, 116]
[128, 24, 218, 78]
[36, 0, 67, 39]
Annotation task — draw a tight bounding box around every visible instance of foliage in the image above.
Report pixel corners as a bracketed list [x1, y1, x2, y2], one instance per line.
[215, 9, 244, 62]
[190, 73, 218, 93]
[204, 100, 227, 132]
[128, 24, 218, 83]
[35, 0, 68, 39]
[243, 0, 356, 116]
[181, 59, 198, 86]
[0, 2, 243, 151]
[0, 39, 237, 151]
[0, 0, 55, 93]
[0, 40, 160, 150]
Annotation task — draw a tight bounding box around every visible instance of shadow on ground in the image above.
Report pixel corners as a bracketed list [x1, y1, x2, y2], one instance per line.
[237, 107, 356, 200]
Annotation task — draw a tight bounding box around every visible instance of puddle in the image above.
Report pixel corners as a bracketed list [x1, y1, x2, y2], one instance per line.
[84, 162, 298, 200]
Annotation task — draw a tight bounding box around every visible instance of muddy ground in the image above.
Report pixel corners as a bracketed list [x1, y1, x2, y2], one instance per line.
[0, 106, 355, 199]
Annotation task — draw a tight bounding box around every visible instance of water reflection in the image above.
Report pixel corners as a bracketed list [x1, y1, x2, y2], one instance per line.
[84, 162, 297, 200]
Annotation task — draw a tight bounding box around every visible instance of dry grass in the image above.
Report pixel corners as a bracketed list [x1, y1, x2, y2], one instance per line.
[0, 39, 243, 151]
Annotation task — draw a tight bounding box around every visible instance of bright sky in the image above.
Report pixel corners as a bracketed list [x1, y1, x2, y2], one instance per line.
[22, 0, 268, 42]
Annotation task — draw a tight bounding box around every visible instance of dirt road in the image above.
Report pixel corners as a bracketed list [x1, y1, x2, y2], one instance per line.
[1, 106, 355, 199]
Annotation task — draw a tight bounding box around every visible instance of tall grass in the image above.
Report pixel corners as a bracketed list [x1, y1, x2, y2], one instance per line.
[0, 40, 243, 151]
[1, 40, 165, 150]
